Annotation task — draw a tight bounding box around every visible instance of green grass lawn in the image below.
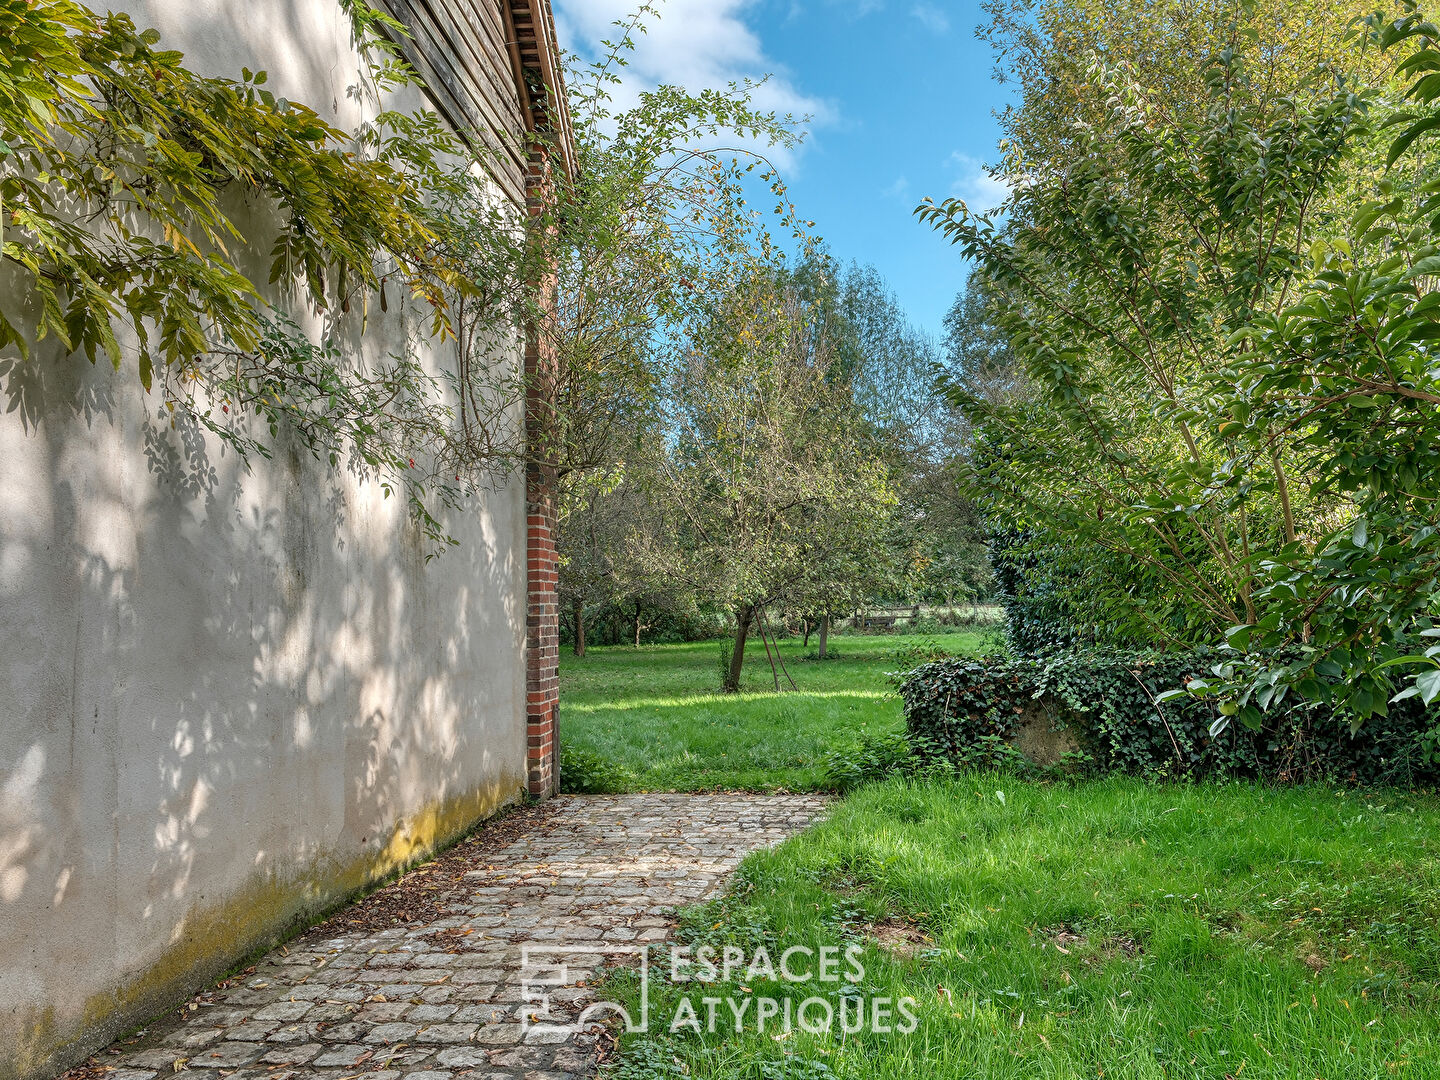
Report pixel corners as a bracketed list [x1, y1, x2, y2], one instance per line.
[559, 632, 989, 792]
[605, 775, 1440, 1079]
[565, 636, 1440, 1077]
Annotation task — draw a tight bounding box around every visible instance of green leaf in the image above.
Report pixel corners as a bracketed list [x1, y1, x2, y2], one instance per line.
[1225, 624, 1254, 649]
[1387, 115, 1440, 168]
[1375, 654, 1434, 670]
[1418, 669, 1440, 706]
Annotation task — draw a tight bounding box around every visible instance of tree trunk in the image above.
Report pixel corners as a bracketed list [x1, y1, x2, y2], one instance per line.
[802, 619, 811, 648]
[634, 601, 643, 647]
[818, 613, 830, 659]
[573, 601, 586, 658]
[725, 604, 753, 692]
[756, 609, 780, 691]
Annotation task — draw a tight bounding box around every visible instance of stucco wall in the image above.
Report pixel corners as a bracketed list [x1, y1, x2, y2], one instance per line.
[0, 4, 530, 1078]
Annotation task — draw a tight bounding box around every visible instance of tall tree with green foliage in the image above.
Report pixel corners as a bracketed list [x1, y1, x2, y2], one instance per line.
[633, 264, 898, 690]
[928, 0, 1377, 638]
[791, 257, 992, 615]
[525, 6, 811, 483]
[1179, 7, 1440, 728]
[931, 0, 1440, 731]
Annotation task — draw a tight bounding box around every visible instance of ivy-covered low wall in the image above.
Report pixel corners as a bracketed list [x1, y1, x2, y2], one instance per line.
[899, 650, 1440, 785]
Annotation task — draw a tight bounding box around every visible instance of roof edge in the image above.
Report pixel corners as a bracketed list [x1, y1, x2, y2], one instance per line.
[504, 0, 576, 183]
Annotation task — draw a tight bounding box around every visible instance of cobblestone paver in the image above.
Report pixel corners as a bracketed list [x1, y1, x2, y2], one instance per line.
[83, 794, 828, 1080]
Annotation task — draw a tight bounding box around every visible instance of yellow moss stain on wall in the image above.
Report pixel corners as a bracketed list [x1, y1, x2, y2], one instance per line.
[5, 775, 523, 1080]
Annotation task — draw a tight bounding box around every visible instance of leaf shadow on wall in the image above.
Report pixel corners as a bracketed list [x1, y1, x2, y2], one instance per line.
[0, 328, 526, 1039]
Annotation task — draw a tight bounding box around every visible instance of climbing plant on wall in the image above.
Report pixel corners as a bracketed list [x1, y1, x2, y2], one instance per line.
[1, 0, 812, 556]
[0, 0, 518, 550]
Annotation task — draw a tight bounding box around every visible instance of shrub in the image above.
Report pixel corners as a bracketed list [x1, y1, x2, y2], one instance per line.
[899, 649, 1440, 786]
[892, 638, 953, 668]
[559, 745, 635, 794]
[907, 615, 948, 635]
[823, 730, 954, 791]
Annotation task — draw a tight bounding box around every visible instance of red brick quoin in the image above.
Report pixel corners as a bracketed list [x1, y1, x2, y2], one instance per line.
[521, 120, 562, 800]
[509, 0, 573, 798]
[525, 456, 559, 797]
[522, 148, 562, 798]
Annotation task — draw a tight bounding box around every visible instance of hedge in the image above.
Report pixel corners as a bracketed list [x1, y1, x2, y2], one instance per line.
[899, 649, 1440, 786]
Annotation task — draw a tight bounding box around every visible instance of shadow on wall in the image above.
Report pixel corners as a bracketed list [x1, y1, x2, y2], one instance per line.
[0, 2, 532, 1073]
[0, 317, 527, 1079]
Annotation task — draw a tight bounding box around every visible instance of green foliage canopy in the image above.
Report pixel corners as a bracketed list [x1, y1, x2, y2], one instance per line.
[0, 0, 456, 375]
[928, 0, 1440, 728]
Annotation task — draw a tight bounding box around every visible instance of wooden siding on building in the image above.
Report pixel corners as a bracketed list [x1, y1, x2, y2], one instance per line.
[374, 0, 573, 798]
[376, 0, 530, 203]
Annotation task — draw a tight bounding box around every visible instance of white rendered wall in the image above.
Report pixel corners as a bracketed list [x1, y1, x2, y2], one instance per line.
[0, 3, 529, 1077]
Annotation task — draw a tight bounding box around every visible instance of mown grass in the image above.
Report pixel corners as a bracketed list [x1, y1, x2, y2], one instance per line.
[603, 775, 1440, 1079]
[558, 632, 988, 792]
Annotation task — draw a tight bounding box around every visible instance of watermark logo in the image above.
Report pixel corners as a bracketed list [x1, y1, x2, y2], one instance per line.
[519, 942, 917, 1037]
[519, 944, 652, 1033]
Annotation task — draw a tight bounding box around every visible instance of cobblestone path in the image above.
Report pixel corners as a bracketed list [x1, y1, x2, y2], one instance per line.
[78, 794, 828, 1080]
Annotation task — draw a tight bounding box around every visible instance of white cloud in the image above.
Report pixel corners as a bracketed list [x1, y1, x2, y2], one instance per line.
[554, 0, 833, 166]
[910, 3, 950, 33]
[882, 176, 912, 202]
[947, 152, 1011, 214]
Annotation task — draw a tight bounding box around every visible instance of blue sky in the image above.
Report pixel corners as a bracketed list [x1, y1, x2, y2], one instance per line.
[552, 1, 1014, 340]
